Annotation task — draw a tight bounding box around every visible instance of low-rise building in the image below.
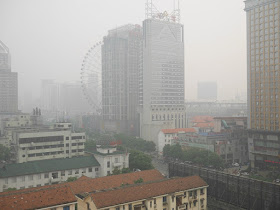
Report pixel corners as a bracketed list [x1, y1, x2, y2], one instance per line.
[87, 145, 129, 176]
[0, 185, 77, 210]
[157, 128, 196, 154]
[0, 114, 86, 163]
[0, 169, 166, 209]
[176, 132, 248, 164]
[0, 155, 100, 192]
[81, 175, 208, 210]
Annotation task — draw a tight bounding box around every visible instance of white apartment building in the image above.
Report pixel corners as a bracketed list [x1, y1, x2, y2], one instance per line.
[157, 128, 197, 154]
[0, 114, 86, 163]
[0, 155, 100, 192]
[89, 145, 129, 176]
[140, 8, 186, 144]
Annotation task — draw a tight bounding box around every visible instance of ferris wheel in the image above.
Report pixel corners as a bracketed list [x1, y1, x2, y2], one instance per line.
[80, 41, 103, 114]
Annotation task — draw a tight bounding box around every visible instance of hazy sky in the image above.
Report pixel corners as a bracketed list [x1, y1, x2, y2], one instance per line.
[0, 0, 247, 105]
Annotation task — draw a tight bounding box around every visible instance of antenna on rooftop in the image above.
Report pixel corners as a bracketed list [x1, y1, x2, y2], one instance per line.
[145, 0, 180, 23]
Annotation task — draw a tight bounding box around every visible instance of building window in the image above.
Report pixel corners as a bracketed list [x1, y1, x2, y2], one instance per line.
[107, 171, 110, 175]
[37, 174, 41, 180]
[75, 170, 79, 174]
[200, 188, 204, 195]
[189, 191, 193, 197]
[95, 167, 99, 172]
[107, 161, 110, 168]
[44, 173, 49, 179]
[163, 196, 167, 203]
[63, 206, 70, 210]
[52, 172, 58, 179]
[82, 168, 86, 173]
[88, 168, 93, 172]
[28, 175, 33, 181]
[37, 184, 41, 187]
[150, 201, 152, 208]
[129, 204, 132, 210]
[154, 198, 156, 204]
[68, 170, 72, 175]
[61, 171, 65, 176]
[115, 157, 119, 163]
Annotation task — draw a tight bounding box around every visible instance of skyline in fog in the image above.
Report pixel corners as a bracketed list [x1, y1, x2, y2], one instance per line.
[0, 0, 247, 110]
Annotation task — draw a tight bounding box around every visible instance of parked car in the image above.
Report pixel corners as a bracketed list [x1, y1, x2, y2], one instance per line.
[274, 179, 280, 183]
[232, 162, 239, 167]
[241, 172, 249, 176]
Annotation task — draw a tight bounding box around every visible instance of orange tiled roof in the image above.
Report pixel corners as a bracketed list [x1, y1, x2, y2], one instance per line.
[193, 122, 214, 128]
[0, 185, 76, 210]
[0, 169, 165, 209]
[68, 169, 165, 194]
[161, 128, 196, 134]
[91, 175, 208, 208]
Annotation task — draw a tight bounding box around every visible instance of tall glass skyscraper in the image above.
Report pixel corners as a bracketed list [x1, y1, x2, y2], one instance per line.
[245, 0, 280, 168]
[140, 18, 186, 143]
[101, 24, 142, 135]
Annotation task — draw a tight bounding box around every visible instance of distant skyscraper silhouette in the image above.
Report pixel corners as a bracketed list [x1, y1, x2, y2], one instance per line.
[0, 40, 18, 114]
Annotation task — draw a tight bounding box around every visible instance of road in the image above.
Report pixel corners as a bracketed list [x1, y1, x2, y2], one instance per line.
[151, 157, 169, 177]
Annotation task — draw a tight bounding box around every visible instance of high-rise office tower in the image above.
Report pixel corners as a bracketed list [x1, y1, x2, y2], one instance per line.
[0, 41, 18, 114]
[140, 2, 186, 144]
[101, 24, 142, 135]
[245, 0, 280, 168]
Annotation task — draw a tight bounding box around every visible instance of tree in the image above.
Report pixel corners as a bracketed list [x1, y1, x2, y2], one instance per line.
[67, 177, 77, 182]
[163, 144, 225, 168]
[121, 168, 131, 174]
[0, 144, 11, 161]
[114, 133, 156, 152]
[112, 167, 121, 175]
[129, 150, 154, 171]
[84, 140, 96, 151]
[134, 178, 143, 184]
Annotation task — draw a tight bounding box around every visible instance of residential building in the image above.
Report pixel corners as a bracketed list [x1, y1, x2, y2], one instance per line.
[189, 116, 214, 133]
[213, 117, 247, 133]
[0, 114, 86, 163]
[0, 169, 165, 209]
[101, 24, 142, 136]
[245, 0, 280, 168]
[0, 40, 18, 114]
[197, 81, 217, 100]
[0, 185, 77, 210]
[157, 128, 196, 154]
[176, 131, 248, 164]
[140, 5, 186, 144]
[185, 101, 247, 117]
[87, 145, 129, 176]
[0, 156, 100, 192]
[80, 175, 208, 210]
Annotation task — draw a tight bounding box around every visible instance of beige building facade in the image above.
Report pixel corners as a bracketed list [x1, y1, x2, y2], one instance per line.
[79, 176, 208, 210]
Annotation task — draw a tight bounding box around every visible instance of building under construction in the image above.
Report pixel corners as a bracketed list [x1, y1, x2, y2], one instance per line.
[101, 24, 142, 136]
